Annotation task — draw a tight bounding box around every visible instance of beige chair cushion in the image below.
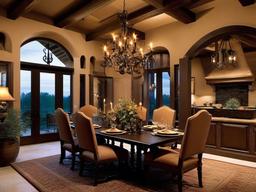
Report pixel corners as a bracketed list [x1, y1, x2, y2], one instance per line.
[81, 145, 117, 163]
[145, 150, 198, 172]
[153, 106, 176, 128]
[63, 138, 79, 152]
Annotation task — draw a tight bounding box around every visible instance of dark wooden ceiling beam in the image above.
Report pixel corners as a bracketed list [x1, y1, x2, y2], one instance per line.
[7, 0, 35, 19]
[187, 0, 215, 9]
[238, 0, 255, 6]
[55, 0, 115, 28]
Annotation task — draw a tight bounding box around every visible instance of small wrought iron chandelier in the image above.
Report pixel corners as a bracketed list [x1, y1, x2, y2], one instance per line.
[43, 43, 53, 65]
[102, 0, 154, 76]
[211, 38, 237, 69]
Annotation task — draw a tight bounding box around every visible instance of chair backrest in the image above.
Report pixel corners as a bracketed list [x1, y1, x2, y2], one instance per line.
[75, 112, 99, 159]
[152, 106, 176, 128]
[79, 105, 97, 119]
[137, 106, 147, 121]
[180, 110, 212, 160]
[55, 108, 74, 144]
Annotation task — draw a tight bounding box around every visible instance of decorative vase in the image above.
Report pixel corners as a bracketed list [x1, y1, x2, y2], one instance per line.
[0, 138, 20, 166]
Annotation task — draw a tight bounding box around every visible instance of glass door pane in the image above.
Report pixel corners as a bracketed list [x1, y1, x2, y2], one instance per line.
[20, 70, 32, 137]
[162, 71, 170, 106]
[40, 72, 56, 134]
[63, 74, 71, 113]
[148, 72, 157, 120]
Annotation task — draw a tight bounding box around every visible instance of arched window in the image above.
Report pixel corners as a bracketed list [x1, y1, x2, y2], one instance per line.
[20, 38, 73, 68]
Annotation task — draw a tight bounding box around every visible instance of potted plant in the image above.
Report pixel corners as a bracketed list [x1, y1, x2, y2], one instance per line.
[0, 109, 21, 166]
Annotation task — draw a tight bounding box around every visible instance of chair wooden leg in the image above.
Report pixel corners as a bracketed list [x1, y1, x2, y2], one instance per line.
[94, 163, 98, 186]
[71, 151, 76, 170]
[59, 141, 65, 164]
[79, 159, 84, 176]
[198, 153, 203, 187]
[178, 172, 183, 192]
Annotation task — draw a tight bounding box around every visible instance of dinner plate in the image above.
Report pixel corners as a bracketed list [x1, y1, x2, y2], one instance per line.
[105, 128, 123, 133]
[93, 124, 101, 129]
[156, 129, 179, 135]
[143, 125, 158, 130]
[100, 130, 127, 135]
[151, 132, 182, 137]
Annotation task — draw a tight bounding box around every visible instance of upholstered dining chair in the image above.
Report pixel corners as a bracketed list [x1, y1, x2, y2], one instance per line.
[79, 104, 97, 118]
[137, 106, 147, 122]
[75, 112, 128, 185]
[145, 110, 212, 192]
[55, 108, 79, 170]
[153, 106, 176, 128]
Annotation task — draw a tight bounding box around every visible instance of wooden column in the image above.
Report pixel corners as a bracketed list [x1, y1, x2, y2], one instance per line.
[179, 57, 191, 130]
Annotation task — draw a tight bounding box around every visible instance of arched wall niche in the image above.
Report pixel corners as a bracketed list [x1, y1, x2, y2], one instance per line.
[0, 31, 12, 52]
[178, 25, 256, 130]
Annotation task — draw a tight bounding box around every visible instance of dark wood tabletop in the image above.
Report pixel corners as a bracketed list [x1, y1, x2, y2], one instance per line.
[96, 128, 183, 148]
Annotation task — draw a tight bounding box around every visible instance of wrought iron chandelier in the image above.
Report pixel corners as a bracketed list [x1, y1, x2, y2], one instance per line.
[43, 43, 53, 65]
[102, 0, 154, 76]
[211, 38, 237, 69]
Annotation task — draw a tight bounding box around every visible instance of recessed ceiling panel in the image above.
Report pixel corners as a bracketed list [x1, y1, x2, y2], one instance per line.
[32, 0, 80, 18]
[134, 13, 176, 32]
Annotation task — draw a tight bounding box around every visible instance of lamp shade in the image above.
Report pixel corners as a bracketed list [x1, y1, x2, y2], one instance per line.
[0, 86, 15, 101]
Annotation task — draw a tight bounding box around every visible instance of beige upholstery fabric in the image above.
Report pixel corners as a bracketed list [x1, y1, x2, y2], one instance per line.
[79, 105, 97, 119]
[180, 110, 212, 160]
[55, 108, 74, 145]
[75, 112, 128, 163]
[153, 106, 176, 128]
[136, 106, 147, 121]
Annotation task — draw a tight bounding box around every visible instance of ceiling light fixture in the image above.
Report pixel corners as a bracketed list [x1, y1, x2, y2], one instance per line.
[211, 38, 237, 69]
[102, 0, 154, 77]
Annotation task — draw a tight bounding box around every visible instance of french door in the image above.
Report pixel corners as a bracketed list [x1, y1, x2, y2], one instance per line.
[20, 62, 73, 145]
[146, 69, 171, 120]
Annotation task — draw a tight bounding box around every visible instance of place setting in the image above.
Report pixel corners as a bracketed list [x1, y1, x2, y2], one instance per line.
[151, 128, 184, 137]
[100, 127, 127, 135]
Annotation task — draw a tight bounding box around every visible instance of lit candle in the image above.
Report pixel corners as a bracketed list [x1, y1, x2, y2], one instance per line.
[103, 98, 106, 114]
[139, 102, 142, 109]
[133, 33, 137, 41]
[140, 48, 144, 56]
[103, 45, 107, 52]
[112, 33, 116, 41]
[129, 40, 133, 46]
[110, 102, 113, 111]
[118, 41, 122, 47]
[149, 42, 153, 50]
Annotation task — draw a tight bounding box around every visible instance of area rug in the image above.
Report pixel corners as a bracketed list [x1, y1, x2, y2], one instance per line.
[11, 155, 256, 192]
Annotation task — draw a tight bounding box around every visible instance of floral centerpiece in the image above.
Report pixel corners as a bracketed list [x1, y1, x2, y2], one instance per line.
[107, 99, 141, 133]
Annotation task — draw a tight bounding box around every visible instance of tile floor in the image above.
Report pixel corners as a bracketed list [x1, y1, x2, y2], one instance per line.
[0, 141, 256, 192]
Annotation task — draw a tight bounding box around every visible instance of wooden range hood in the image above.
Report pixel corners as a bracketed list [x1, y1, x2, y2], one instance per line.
[205, 39, 254, 84]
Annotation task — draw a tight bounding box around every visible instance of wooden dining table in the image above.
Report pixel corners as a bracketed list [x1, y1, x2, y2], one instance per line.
[95, 128, 183, 170]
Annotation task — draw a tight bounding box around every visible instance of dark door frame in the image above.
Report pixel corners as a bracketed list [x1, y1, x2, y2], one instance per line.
[178, 25, 256, 130]
[20, 62, 74, 145]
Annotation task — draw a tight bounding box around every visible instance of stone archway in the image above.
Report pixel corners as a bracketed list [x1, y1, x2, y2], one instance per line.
[178, 25, 256, 129]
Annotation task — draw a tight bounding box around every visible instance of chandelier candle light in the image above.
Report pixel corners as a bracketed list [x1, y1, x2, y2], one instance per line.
[102, 0, 154, 76]
[211, 38, 237, 69]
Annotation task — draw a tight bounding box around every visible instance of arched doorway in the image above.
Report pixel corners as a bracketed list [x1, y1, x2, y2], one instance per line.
[20, 38, 74, 144]
[179, 25, 256, 130]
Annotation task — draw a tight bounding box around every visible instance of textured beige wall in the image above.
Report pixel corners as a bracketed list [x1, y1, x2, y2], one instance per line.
[191, 58, 215, 106]
[245, 52, 256, 106]
[146, 0, 256, 64]
[0, 16, 103, 112]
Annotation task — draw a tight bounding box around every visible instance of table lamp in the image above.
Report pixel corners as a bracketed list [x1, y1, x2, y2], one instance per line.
[0, 86, 15, 121]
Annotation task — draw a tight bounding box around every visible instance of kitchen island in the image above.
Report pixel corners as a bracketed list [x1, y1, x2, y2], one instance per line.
[192, 107, 256, 162]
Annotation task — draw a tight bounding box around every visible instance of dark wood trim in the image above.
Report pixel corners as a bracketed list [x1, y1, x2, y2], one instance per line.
[7, 0, 34, 19]
[178, 57, 191, 130]
[238, 0, 255, 6]
[185, 25, 256, 58]
[21, 62, 74, 73]
[55, 0, 115, 28]
[80, 74, 86, 107]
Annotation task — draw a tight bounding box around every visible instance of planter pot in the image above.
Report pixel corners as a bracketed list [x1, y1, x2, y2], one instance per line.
[0, 138, 20, 167]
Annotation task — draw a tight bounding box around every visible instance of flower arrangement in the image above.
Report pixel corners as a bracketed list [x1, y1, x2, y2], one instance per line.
[107, 99, 141, 133]
[224, 98, 240, 109]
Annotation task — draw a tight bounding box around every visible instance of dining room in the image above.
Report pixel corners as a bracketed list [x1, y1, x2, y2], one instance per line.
[0, 0, 256, 191]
